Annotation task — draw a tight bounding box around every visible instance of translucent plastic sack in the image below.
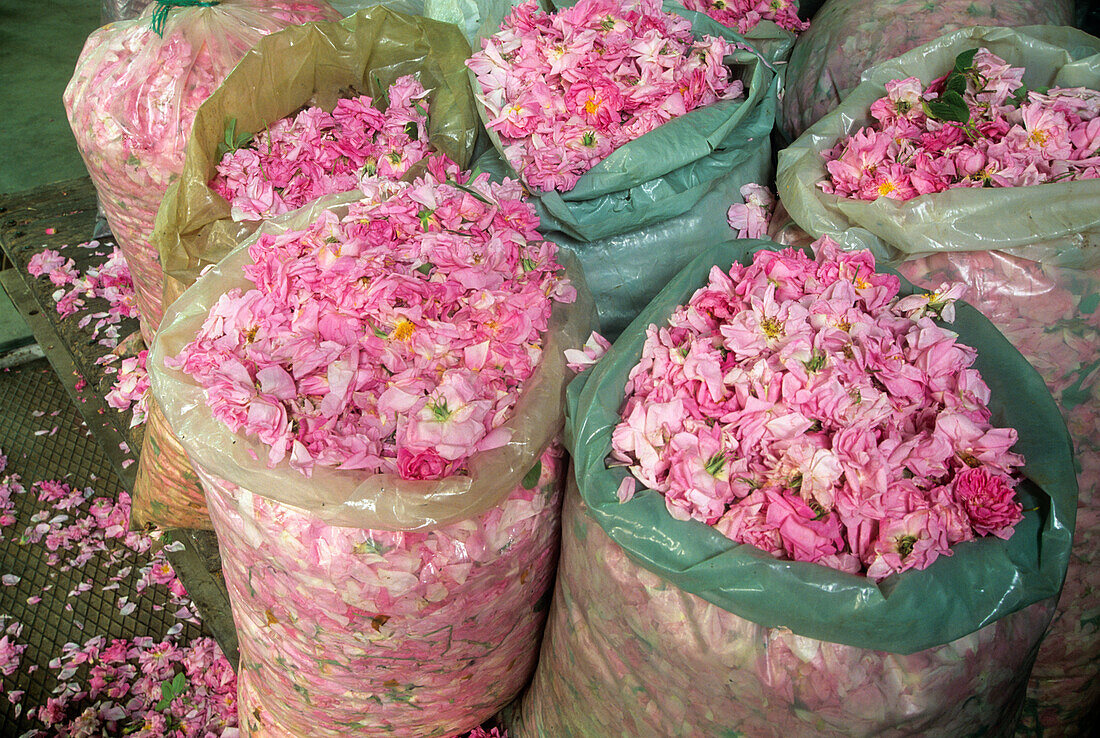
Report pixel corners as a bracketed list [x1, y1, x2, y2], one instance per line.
[148, 186, 592, 733]
[778, 0, 1074, 139]
[153, 4, 481, 291]
[204, 443, 565, 736]
[131, 395, 209, 530]
[509, 478, 1058, 737]
[474, 146, 769, 340]
[517, 238, 1077, 734]
[471, 0, 779, 243]
[64, 0, 341, 343]
[776, 28, 1100, 729]
[896, 253, 1100, 734]
[777, 26, 1100, 265]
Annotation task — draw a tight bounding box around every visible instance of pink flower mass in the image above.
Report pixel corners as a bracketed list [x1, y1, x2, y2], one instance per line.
[469, 0, 745, 192]
[211, 76, 437, 221]
[819, 48, 1100, 201]
[610, 238, 1025, 579]
[170, 160, 576, 479]
[677, 0, 807, 35]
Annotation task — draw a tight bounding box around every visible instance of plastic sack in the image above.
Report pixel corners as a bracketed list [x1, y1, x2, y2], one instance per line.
[776, 26, 1100, 265]
[148, 190, 593, 530]
[152, 4, 480, 292]
[574, 237, 1073, 637]
[508, 476, 1057, 737]
[778, 0, 1075, 139]
[63, 0, 341, 343]
[470, 0, 779, 244]
[777, 27, 1100, 731]
[203, 443, 565, 736]
[101, 0, 154, 22]
[511, 238, 1076, 734]
[474, 146, 769, 340]
[131, 395, 210, 530]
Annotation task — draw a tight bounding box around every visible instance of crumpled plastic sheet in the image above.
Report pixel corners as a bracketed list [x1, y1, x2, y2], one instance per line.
[507, 481, 1057, 737]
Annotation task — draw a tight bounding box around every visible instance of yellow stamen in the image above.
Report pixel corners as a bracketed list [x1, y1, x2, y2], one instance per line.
[1029, 129, 1049, 145]
[584, 96, 601, 116]
[392, 320, 415, 342]
[760, 317, 784, 340]
[877, 180, 897, 197]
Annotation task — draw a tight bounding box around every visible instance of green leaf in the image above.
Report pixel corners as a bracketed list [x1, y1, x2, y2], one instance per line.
[953, 48, 979, 74]
[521, 461, 542, 490]
[374, 74, 390, 108]
[418, 208, 435, 230]
[944, 72, 967, 97]
[923, 91, 970, 123]
[415, 262, 434, 276]
[1009, 85, 1029, 108]
[450, 180, 492, 204]
[171, 672, 186, 695]
[216, 117, 253, 159]
[1079, 292, 1100, 314]
[520, 257, 538, 272]
[404, 121, 419, 141]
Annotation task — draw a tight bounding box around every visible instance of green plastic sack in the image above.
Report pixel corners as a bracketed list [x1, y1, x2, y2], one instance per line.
[152, 5, 480, 291]
[777, 25, 1100, 267]
[474, 145, 770, 340]
[777, 0, 1075, 140]
[470, 0, 779, 243]
[565, 238, 1076, 655]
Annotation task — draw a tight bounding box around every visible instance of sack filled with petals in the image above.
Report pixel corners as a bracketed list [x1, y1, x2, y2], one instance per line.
[149, 166, 594, 734]
[63, 0, 341, 343]
[153, 4, 480, 293]
[777, 26, 1100, 730]
[469, 0, 778, 242]
[508, 238, 1077, 736]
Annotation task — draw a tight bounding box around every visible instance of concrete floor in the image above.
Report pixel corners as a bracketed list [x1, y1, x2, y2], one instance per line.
[0, 1, 104, 348]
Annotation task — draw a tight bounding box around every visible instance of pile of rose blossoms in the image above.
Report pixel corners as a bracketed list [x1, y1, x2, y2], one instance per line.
[819, 48, 1100, 200]
[211, 76, 437, 221]
[27, 244, 138, 346]
[610, 238, 1025, 579]
[677, 0, 807, 35]
[468, 0, 743, 191]
[170, 157, 576, 479]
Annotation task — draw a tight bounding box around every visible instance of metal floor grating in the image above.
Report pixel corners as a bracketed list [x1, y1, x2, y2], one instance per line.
[0, 359, 203, 735]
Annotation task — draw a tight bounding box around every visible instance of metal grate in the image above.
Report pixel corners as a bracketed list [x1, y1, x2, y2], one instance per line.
[0, 359, 203, 734]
